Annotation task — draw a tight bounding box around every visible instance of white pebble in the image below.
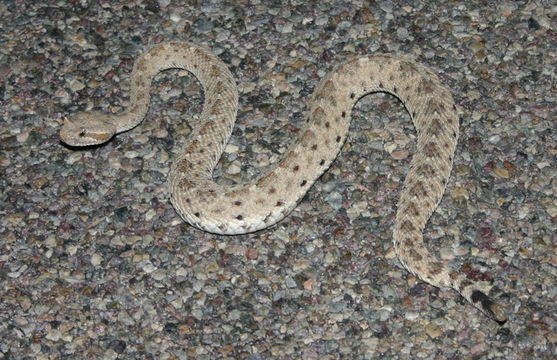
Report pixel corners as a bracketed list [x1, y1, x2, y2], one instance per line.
[91, 253, 102, 266]
[226, 161, 242, 175]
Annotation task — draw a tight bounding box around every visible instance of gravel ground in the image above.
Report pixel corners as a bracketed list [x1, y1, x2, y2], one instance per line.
[1, 1, 556, 359]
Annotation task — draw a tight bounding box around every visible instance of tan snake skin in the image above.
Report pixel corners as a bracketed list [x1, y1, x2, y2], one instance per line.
[60, 42, 506, 323]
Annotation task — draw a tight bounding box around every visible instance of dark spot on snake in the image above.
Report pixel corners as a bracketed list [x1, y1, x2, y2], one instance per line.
[341, 111, 346, 118]
[293, 165, 300, 172]
[319, 159, 325, 166]
[429, 262, 444, 275]
[393, 86, 398, 93]
[410, 247, 422, 261]
[470, 290, 504, 323]
[269, 187, 276, 194]
[459, 279, 473, 289]
[300, 180, 307, 187]
[400, 220, 415, 232]
[335, 136, 341, 143]
[194, 212, 200, 217]
[350, 92, 355, 99]
[311, 144, 318, 150]
[234, 201, 242, 206]
[236, 215, 243, 220]
[276, 201, 284, 206]
[325, 122, 330, 128]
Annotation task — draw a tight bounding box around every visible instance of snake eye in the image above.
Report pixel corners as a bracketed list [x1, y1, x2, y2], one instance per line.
[79, 130, 86, 137]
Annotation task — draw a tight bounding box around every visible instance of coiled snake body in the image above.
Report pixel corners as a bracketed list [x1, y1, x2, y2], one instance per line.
[60, 42, 506, 323]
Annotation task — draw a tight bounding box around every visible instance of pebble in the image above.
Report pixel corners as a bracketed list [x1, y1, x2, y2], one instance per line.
[45, 329, 62, 342]
[90, 253, 103, 266]
[379, 1, 394, 13]
[68, 79, 85, 92]
[225, 161, 242, 175]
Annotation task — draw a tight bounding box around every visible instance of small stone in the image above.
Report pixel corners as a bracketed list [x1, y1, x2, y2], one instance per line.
[69, 34, 88, 46]
[151, 269, 166, 281]
[66, 245, 78, 256]
[193, 17, 214, 31]
[91, 253, 102, 266]
[46, 329, 62, 341]
[324, 191, 343, 211]
[280, 22, 293, 33]
[488, 134, 501, 143]
[362, 337, 379, 349]
[145, 209, 157, 221]
[293, 259, 310, 271]
[68, 79, 85, 92]
[303, 278, 315, 290]
[323, 252, 336, 265]
[467, 90, 481, 100]
[139, 260, 157, 273]
[493, 167, 510, 178]
[18, 296, 31, 311]
[397, 27, 409, 40]
[469, 40, 485, 52]
[315, 15, 329, 26]
[169, 12, 181, 22]
[245, 247, 259, 260]
[454, 246, 469, 256]
[391, 149, 409, 160]
[45, 236, 57, 248]
[176, 267, 189, 277]
[379, 1, 394, 12]
[65, 152, 83, 165]
[124, 151, 139, 159]
[546, 205, 557, 218]
[503, 161, 516, 176]
[425, 323, 443, 338]
[439, 247, 455, 260]
[204, 286, 218, 295]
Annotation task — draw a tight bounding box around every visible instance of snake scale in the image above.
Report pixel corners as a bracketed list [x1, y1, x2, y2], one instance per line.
[60, 41, 506, 323]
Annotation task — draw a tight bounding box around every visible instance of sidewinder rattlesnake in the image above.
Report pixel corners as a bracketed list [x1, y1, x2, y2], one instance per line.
[60, 41, 507, 323]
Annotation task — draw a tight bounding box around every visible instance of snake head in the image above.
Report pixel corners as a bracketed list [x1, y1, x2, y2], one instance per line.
[60, 112, 117, 146]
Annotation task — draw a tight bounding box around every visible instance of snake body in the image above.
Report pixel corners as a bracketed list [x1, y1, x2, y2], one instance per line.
[60, 42, 506, 323]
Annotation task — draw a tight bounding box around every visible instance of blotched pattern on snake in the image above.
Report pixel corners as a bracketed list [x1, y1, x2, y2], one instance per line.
[60, 42, 506, 323]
